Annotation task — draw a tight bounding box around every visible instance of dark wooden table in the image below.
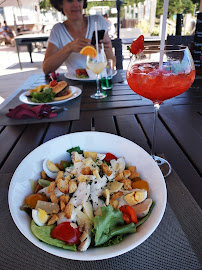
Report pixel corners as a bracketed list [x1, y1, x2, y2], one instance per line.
[0, 70, 202, 269]
[0, 70, 201, 208]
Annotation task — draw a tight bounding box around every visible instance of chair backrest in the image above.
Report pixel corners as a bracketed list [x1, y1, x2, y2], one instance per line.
[111, 38, 123, 69]
[166, 35, 194, 47]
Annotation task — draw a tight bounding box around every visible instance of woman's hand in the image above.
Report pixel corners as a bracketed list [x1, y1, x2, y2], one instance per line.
[68, 38, 91, 53]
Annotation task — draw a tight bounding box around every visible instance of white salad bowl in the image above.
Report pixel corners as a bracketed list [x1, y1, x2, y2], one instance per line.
[8, 131, 167, 261]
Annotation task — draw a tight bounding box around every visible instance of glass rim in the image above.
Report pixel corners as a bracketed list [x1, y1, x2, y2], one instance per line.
[142, 44, 188, 53]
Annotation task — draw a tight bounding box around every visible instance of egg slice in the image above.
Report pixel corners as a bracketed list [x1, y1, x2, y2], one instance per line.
[32, 208, 49, 226]
[43, 158, 59, 179]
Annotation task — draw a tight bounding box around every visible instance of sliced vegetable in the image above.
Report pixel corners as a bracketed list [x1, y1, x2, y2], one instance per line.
[31, 220, 76, 251]
[51, 222, 82, 244]
[25, 193, 48, 209]
[119, 205, 137, 224]
[49, 80, 58, 87]
[103, 153, 117, 163]
[38, 179, 51, 188]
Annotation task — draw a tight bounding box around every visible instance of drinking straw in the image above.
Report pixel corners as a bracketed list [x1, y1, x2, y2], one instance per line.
[95, 21, 99, 60]
[159, 0, 169, 69]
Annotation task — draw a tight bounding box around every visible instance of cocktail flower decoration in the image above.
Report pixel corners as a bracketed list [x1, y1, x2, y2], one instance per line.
[127, 35, 144, 57]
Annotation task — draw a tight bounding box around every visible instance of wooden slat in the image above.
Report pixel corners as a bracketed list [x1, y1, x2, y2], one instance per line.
[43, 122, 71, 143]
[116, 114, 150, 152]
[93, 115, 117, 134]
[81, 99, 152, 110]
[81, 106, 154, 117]
[0, 123, 48, 174]
[137, 112, 202, 207]
[0, 125, 25, 168]
[70, 113, 92, 132]
[160, 105, 202, 175]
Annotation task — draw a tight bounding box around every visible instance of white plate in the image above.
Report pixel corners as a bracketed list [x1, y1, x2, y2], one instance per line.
[19, 86, 82, 106]
[8, 132, 167, 261]
[64, 70, 117, 81]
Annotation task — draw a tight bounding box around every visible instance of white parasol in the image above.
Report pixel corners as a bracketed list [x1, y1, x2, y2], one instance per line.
[0, 0, 38, 6]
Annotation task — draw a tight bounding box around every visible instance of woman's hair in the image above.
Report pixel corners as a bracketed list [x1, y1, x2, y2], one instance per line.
[50, 0, 87, 15]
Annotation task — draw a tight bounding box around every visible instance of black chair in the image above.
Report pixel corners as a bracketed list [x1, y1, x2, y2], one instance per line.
[166, 35, 194, 48]
[111, 38, 123, 69]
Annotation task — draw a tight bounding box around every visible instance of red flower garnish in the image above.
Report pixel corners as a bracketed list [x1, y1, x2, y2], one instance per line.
[129, 35, 144, 55]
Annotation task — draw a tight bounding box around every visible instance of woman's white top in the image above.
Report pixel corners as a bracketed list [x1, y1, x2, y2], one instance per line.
[48, 15, 109, 72]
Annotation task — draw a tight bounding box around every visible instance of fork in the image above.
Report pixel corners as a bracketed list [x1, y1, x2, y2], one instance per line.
[51, 106, 68, 113]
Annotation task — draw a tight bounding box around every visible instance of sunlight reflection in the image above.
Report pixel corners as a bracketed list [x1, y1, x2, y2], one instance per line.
[0, 96, 5, 105]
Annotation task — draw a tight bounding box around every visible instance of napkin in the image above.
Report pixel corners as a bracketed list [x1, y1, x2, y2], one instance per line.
[6, 104, 57, 119]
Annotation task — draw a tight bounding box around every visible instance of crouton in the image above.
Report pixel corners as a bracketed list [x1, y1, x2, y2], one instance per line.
[81, 166, 92, 175]
[110, 190, 124, 200]
[55, 171, 64, 183]
[109, 199, 119, 209]
[115, 172, 125, 181]
[47, 214, 59, 225]
[78, 175, 90, 182]
[57, 178, 69, 193]
[60, 194, 70, 204]
[65, 204, 74, 219]
[123, 170, 131, 178]
[101, 163, 112, 176]
[60, 200, 66, 212]
[69, 180, 78, 193]
[129, 171, 140, 179]
[47, 181, 56, 193]
[50, 191, 59, 204]
[121, 178, 132, 190]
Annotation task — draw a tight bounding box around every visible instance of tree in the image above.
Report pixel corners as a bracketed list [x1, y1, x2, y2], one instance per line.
[156, 0, 195, 17]
[39, 0, 52, 13]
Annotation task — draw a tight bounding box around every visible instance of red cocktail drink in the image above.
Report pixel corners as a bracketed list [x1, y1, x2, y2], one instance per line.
[126, 45, 195, 177]
[127, 62, 195, 104]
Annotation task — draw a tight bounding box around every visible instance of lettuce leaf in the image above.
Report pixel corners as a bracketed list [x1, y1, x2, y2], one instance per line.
[93, 205, 136, 246]
[66, 146, 83, 155]
[30, 87, 55, 103]
[31, 220, 76, 251]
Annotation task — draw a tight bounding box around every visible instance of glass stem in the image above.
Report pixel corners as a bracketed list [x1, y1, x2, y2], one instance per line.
[96, 75, 101, 94]
[151, 103, 160, 158]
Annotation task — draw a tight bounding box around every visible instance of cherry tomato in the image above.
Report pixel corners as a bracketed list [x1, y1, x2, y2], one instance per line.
[119, 205, 137, 224]
[103, 153, 117, 163]
[50, 80, 58, 87]
[51, 222, 82, 244]
[122, 212, 131, 224]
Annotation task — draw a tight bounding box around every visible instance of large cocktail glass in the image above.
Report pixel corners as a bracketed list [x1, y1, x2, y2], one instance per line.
[127, 45, 195, 177]
[87, 49, 107, 99]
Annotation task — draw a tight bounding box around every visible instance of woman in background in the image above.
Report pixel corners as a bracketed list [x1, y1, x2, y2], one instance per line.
[43, 0, 115, 75]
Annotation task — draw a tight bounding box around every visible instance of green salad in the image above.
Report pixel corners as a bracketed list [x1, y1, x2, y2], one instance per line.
[30, 87, 55, 103]
[21, 147, 154, 251]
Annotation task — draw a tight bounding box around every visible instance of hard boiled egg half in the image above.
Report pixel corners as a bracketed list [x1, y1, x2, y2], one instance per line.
[32, 208, 49, 226]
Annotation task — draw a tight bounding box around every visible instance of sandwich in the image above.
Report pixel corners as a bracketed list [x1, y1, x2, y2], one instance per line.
[51, 81, 73, 101]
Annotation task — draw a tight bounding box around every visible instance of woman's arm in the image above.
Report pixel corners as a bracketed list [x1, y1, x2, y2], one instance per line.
[43, 37, 91, 75]
[100, 32, 116, 68]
